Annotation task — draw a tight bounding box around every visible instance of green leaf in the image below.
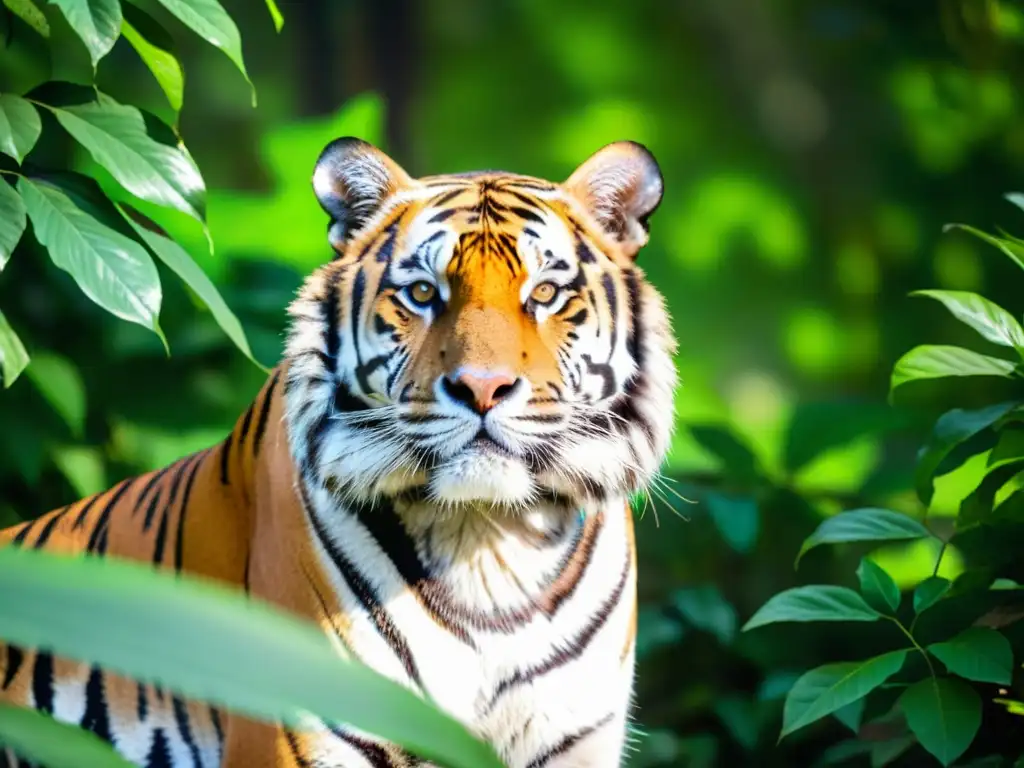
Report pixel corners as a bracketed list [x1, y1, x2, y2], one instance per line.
[121, 208, 264, 370]
[688, 424, 763, 482]
[0, 547, 504, 768]
[48, 0, 121, 67]
[25, 352, 86, 437]
[915, 401, 1020, 508]
[911, 289, 1024, 351]
[900, 677, 981, 766]
[743, 586, 881, 631]
[0, 704, 135, 767]
[0, 93, 41, 163]
[783, 400, 912, 473]
[913, 576, 951, 614]
[672, 585, 737, 645]
[51, 95, 206, 223]
[150, 0, 255, 105]
[121, 9, 185, 115]
[0, 179, 26, 270]
[857, 558, 901, 613]
[833, 697, 866, 733]
[0, 308, 29, 387]
[265, 0, 283, 31]
[928, 627, 1013, 685]
[705, 493, 759, 553]
[796, 508, 932, 566]
[946, 223, 1024, 273]
[781, 650, 908, 738]
[990, 426, 1024, 467]
[3, 0, 50, 37]
[18, 178, 164, 340]
[959, 463, 1024, 529]
[891, 345, 1018, 394]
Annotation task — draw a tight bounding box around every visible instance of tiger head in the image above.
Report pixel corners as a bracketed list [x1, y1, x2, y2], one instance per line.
[284, 138, 677, 511]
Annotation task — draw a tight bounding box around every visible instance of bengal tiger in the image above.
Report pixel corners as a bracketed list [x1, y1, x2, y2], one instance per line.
[0, 137, 678, 768]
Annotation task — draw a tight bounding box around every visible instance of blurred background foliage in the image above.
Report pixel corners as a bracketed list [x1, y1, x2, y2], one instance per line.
[5, 0, 1024, 765]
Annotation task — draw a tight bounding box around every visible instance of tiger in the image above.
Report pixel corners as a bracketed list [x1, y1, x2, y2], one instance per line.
[0, 137, 678, 768]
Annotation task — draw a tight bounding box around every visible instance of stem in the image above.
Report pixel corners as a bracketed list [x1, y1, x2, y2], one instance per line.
[886, 615, 936, 678]
[931, 539, 948, 578]
[0, 169, 23, 179]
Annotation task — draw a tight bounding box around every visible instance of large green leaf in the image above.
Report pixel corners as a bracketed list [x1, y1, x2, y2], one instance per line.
[121, 7, 184, 115]
[121, 208, 263, 370]
[150, 0, 254, 104]
[18, 178, 164, 340]
[25, 352, 86, 438]
[914, 402, 1020, 508]
[857, 558, 900, 614]
[742, 586, 880, 631]
[0, 548, 503, 768]
[959, 462, 1024, 529]
[0, 308, 29, 387]
[796, 508, 932, 566]
[928, 627, 1013, 685]
[783, 400, 912, 474]
[890, 345, 1017, 394]
[0, 179, 26, 270]
[0, 704, 134, 767]
[0, 93, 41, 163]
[51, 95, 205, 222]
[781, 650, 908, 738]
[3, 0, 50, 37]
[900, 677, 981, 766]
[911, 290, 1024, 351]
[49, 0, 121, 67]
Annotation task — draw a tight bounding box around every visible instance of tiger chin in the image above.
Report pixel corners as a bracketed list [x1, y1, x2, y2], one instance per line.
[0, 138, 678, 768]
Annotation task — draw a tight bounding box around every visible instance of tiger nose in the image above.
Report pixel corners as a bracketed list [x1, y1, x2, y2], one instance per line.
[442, 371, 519, 414]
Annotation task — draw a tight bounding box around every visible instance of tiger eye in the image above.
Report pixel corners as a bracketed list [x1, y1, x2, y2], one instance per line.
[408, 281, 436, 305]
[530, 281, 558, 305]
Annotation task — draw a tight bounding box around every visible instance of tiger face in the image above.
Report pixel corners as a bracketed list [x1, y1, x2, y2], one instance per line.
[285, 138, 677, 511]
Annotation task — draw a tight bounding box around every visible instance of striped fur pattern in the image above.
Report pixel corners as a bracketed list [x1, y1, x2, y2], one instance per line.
[0, 139, 677, 767]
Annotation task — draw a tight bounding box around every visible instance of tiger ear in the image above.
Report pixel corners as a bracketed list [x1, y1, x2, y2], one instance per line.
[312, 137, 414, 250]
[563, 141, 664, 258]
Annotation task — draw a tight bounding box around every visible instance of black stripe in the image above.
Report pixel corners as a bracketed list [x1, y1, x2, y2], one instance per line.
[350, 267, 366, 366]
[525, 713, 614, 768]
[623, 268, 643, 367]
[173, 694, 203, 768]
[601, 274, 619, 344]
[331, 727, 397, 767]
[173, 451, 205, 572]
[133, 465, 174, 518]
[284, 729, 316, 768]
[30, 652, 54, 714]
[509, 206, 544, 224]
[485, 550, 631, 712]
[351, 501, 476, 648]
[143, 487, 164, 532]
[323, 272, 342, 370]
[253, 371, 281, 457]
[87, 478, 134, 555]
[575, 235, 597, 264]
[219, 435, 233, 485]
[136, 682, 148, 721]
[9, 519, 33, 547]
[32, 508, 66, 550]
[302, 487, 424, 688]
[80, 665, 112, 744]
[2, 646, 23, 689]
[237, 401, 256, 447]
[146, 728, 173, 768]
[152, 454, 198, 566]
[429, 188, 466, 207]
[210, 707, 224, 745]
[71, 493, 103, 530]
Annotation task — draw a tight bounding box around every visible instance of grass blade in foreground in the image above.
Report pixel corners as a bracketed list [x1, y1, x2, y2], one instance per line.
[0, 548, 504, 768]
[0, 704, 135, 768]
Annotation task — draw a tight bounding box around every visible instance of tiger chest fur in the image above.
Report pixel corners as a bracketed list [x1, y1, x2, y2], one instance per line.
[0, 136, 677, 768]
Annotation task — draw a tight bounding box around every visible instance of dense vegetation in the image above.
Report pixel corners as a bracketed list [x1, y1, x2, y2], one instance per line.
[4, 0, 1024, 766]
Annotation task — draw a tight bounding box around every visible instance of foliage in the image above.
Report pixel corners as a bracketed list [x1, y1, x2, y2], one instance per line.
[737, 211, 1024, 766]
